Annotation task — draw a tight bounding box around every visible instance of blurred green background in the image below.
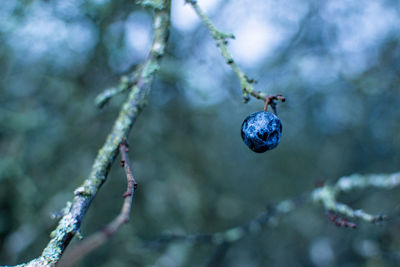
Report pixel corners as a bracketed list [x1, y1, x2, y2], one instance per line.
[1, 0, 400, 266]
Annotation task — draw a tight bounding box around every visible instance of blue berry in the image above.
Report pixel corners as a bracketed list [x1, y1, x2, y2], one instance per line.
[241, 111, 282, 153]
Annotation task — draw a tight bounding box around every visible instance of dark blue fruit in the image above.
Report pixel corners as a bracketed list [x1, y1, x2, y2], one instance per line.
[241, 111, 282, 153]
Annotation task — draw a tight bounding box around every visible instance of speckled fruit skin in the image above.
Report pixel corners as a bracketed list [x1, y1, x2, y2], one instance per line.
[241, 111, 282, 153]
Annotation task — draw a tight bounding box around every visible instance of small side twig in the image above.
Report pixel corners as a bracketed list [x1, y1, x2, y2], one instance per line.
[58, 140, 137, 267]
[119, 139, 138, 195]
[95, 68, 142, 108]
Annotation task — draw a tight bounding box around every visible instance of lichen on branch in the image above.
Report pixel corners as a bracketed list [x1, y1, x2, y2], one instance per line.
[17, 1, 171, 266]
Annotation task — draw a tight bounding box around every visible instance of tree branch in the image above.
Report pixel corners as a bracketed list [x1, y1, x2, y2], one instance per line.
[17, 1, 171, 266]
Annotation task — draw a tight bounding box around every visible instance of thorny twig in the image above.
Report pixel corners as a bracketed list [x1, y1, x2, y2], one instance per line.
[58, 140, 137, 267]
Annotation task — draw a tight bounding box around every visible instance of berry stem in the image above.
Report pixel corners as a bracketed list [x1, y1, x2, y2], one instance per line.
[263, 94, 286, 114]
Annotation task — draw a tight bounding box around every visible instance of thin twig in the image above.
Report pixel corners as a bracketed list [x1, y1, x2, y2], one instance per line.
[187, 0, 275, 103]
[95, 68, 142, 108]
[58, 140, 137, 267]
[18, 1, 171, 266]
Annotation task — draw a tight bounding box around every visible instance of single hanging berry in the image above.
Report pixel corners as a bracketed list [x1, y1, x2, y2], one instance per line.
[241, 111, 282, 153]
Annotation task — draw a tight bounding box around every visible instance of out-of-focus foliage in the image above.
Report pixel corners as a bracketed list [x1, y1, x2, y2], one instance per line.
[1, 0, 400, 266]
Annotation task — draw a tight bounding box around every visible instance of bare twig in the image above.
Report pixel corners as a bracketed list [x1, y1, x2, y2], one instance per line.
[18, 1, 171, 266]
[187, 0, 281, 103]
[58, 140, 137, 267]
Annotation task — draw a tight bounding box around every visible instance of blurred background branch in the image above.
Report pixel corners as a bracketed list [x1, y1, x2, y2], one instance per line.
[312, 172, 400, 222]
[1, 0, 400, 266]
[144, 171, 399, 265]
